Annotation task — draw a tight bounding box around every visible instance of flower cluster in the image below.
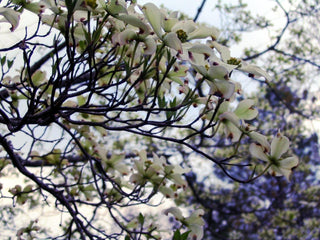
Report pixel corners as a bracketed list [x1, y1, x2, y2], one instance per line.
[130, 150, 190, 198]
[250, 131, 299, 180]
[1, 0, 299, 239]
[164, 207, 205, 240]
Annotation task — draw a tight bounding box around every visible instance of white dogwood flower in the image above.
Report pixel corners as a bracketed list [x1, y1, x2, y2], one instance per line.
[249, 132, 299, 180]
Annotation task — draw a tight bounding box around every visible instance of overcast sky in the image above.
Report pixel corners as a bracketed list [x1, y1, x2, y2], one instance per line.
[0, 0, 285, 57]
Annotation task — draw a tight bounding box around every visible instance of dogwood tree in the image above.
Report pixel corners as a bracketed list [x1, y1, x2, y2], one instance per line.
[0, 0, 298, 239]
[185, 1, 320, 239]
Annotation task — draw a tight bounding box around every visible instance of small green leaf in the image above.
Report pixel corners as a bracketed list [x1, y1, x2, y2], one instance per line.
[7, 59, 14, 69]
[1, 56, 6, 65]
[181, 231, 191, 240]
[138, 213, 145, 225]
[125, 236, 130, 240]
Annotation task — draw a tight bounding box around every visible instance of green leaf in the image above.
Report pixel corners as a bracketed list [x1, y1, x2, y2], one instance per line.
[181, 231, 191, 240]
[138, 213, 145, 225]
[173, 229, 191, 240]
[1, 56, 6, 66]
[7, 59, 14, 69]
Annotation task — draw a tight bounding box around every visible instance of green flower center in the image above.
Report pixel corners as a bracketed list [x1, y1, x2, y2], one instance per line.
[85, 0, 98, 9]
[269, 156, 280, 167]
[176, 29, 188, 43]
[227, 57, 241, 65]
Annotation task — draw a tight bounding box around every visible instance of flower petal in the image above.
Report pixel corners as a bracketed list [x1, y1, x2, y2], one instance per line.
[249, 143, 269, 162]
[219, 112, 240, 128]
[207, 79, 235, 99]
[271, 132, 290, 159]
[248, 132, 270, 152]
[188, 26, 220, 41]
[188, 44, 213, 58]
[143, 36, 157, 55]
[163, 207, 184, 220]
[239, 62, 272, 81]
[207, 65, 229, 81]
[163, 32, 182, 53]
[0, 7, 20, 31]
[117, 14, 150, 35]
[210, 41, 231, 62]
[234, 99, 258, 120]
[141, 3, 163, 38]
[279, 156, 299, 169]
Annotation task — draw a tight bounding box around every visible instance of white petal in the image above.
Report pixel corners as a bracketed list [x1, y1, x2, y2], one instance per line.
[222, 120, 242, 142]
[271, 132, 290, 159]
[210, 41, 231, 62]
[187, 44, 213, 58]
[249, 143, 269, 162]
[239, 62, 272, 81]
[219, 112, 240, 127]
[0, 7, 20, 31]
[171, 20, 196, 34]
[279, 156, 299, 169]
[234, 99, 258, 120]
[163, 32, 182, 53]
[163, 207, 183, 220]
[143, 37, 157, 55]
[188, 26, 220, 41]
[207, 79, 235, 99]
[117, 14, 150, 35]
[248, 132, 270, 152]
[141, 3, 163, 38]
[207, 65, 229, 81]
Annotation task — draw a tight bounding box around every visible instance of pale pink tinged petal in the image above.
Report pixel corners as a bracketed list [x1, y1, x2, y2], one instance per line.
[271, 133, 290, 159]
[141, 3, 163, 38]
[249, 143, 269, 162]
[163, 32, 182, 53]
[279, 156, 299, 169]
[234, 99, 258, 120]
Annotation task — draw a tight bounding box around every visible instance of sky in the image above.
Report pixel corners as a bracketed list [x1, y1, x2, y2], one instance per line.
[0, 0, 283, 51]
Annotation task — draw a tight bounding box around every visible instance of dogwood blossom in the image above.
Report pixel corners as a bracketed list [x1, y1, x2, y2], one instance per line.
[219, 99, 258, 141]
[249, 132, 299, 180]
[164, 207, 205, 240]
